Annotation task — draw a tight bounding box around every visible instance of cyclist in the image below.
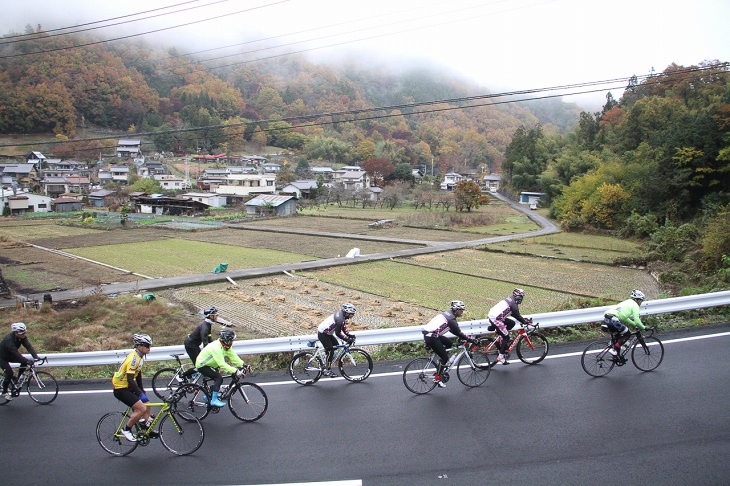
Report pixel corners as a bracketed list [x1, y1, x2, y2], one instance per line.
[422, 300, 477, 388]
[1, 323, 43, 401]
[112, 334, 154, 442]
[180, 306, 230, 381]
[487, 288, 530, 365]
[603, 289, 647, 356]
[195, 328, 246, 407]
[317, 303, 357, 378]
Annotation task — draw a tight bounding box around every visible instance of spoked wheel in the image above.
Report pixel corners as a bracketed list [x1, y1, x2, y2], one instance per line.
[96, 411, 138, 456]
[27, 371, 59, 404]
[403, 357, 438, 395]
[581, 340, 615, 377]
[173, 383, 210, 421]
[631, 336, 664, 371]
[289, 352, 323, 385]
[228, 382, 268, 422]
[456, 350, 491, 387]
[517, 333, 549, 364]
[159, 410, 205, 456]
[151, 367, 182, 401]
[338, 348, 373, 382]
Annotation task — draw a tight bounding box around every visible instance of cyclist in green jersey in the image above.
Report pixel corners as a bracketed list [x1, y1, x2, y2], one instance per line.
[196, 329, 246, 407]
[603, 290, 647, 356]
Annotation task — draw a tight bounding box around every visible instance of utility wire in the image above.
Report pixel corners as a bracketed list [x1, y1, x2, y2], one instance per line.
[0, 0, 211, 42]
[0, 0, 292, 59]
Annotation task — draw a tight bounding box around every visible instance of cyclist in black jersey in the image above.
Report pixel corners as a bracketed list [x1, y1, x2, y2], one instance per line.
[1, 323, 42, 401]
[422, 301, 477, 388]
[180, 306, 231, 380]
[317, 303, 357, 377]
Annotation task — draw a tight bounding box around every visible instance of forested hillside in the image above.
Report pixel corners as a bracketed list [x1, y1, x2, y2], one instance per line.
[0, 26, 580, 171]
[499, 61, 730, 288]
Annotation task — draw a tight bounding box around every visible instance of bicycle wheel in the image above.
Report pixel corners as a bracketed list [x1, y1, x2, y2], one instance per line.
[228, 382, 268, 422]
[517, 332, 549, 365]
[456, 350, 491, 387]
[581, 340, 615, 377]
[339, 348, 373, 382]
[289, 352, 323, 385]
[173, 383, 210, 421]
[152, 367, 182, 400]
[403, 357, 438, 395]
[27, 371, 59, 404]
[96, 412, 138, 456]
[159, 410, 205, 456]
[631, 336, 664, 371]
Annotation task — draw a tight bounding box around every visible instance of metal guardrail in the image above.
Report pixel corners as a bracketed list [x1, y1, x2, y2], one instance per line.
[29, 291, 730, 368]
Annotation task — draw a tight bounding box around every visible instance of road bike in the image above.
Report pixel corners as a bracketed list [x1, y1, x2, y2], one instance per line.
[288, 338, 373, 385]
[173, 365, 268, 422]
[96, 383, 205, 456]
[478, 318, 549, 365]
[581, 326, 664, 377]
[151, 353, 203, 401]
[0, 357, 58, 405]
[402, 340, 490, 394]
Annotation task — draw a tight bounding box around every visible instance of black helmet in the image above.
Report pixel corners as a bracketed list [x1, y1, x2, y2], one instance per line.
[204, 306, 218, 317]
[219, 328, 235, 344]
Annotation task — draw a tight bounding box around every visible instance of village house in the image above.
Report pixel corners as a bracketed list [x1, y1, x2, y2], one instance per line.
[116, 139, 142, 158]
[132, 195, 208, 216]
[244, 194, 297, 216]
[440, 172, 465, 191]
[154, 174, 186, 191]
[280, 180, 318, 199]
[212, 172, 277, 198]
[109, 165, 130, 184]
[51, 197, 83, 212]
[0, 189, 52, 215]
[332, 169, 371, 191]
[0, 164, 37, 190]
[88, 189, 117, 208]
[181, 192, 228, 208]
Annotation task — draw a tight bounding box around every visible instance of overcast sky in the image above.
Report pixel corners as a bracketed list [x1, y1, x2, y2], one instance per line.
[2, 0, 729, 109]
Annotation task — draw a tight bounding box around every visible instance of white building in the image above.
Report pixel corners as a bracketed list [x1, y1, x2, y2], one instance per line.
[182, 192, 228, 208]
[213, 173, 277, 197]
[0, 189, 52, 215]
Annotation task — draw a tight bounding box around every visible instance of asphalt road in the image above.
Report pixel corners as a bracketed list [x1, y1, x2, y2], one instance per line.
[2, 325, 728, 486]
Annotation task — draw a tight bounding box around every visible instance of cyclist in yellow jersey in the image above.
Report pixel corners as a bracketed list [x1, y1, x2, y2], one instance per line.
[112, 334, 153, 442]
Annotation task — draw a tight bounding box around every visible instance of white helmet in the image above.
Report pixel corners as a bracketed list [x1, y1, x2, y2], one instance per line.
[133, 333, 153, 346]
[630, 289, 646, 301]
[11, 322, 27, 333]
[450, 300, 466, 311]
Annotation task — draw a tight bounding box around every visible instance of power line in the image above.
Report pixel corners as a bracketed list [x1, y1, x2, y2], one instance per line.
[0, 0, 211, 43]
[0, 0, 292, 59]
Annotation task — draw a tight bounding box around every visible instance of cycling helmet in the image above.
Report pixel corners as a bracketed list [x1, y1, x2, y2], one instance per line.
[513, 288, 526, 303]
[219, 328, 236, 344]
[630, 289, 646, 301]
[342, 303, 357, 315]
[450, 300, 466, 311]
[133, 333, 152, 346]
[203, 306, 218, 317]
[11, 322, 27, 333]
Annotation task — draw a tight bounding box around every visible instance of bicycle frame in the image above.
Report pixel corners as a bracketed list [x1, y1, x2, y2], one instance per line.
[428, 342, 474, 374]
[117, 402, 174, 441]
[486, 323, 538, 354]
[7, 359, 47, 394]
[307, 341, 350, 368]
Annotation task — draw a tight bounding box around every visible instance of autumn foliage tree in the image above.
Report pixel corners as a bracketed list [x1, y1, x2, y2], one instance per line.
[453, 180, 483, 212]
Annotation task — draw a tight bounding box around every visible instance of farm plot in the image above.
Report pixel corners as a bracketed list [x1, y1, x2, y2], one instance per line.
[0, 240, 141, 293]
[165, 276, 434, 338]
[239, 216, 486, 242]
[65, 239, 315, 278]
[397, 249, 660, 301]
[183, 228, 415, 259]
[0, 221, 104, 242]
[301, 260, 569, 319]
[488, 232, 641, 263]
